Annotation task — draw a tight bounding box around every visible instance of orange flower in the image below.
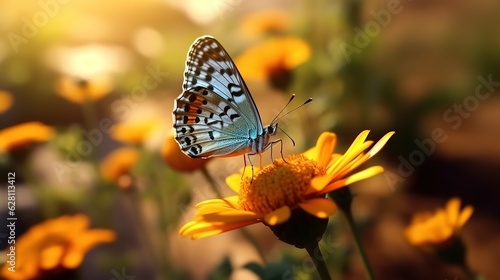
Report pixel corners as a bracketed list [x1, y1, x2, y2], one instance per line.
[161, 133, 209, 172]
[180, 130, 394, 239]
[0, 90, 13, 114]
[235, 36, 311, 90]
[0, 214, 115, 280]
[100, 147, 140, 184]
[405, 197, 474, 247]
[0, 122, 55, 152]
[236, 36, 311, 80]
[111, 118, 163, 145]
[55, 75, 113, 104]
[241, 10, 290, 38]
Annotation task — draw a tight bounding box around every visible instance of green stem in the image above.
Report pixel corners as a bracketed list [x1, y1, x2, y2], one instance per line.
[305, 243, 332, 280]
[200, 166, 223, 198]
[123, 185, 158, 274]
[82, 100, 99, 132]
[157, 181, 171, 279]
[200, 166, 267, 263]
[151, 153, 174, 279]
[239, 228, 267, 262]
[342, 209, 375, 280]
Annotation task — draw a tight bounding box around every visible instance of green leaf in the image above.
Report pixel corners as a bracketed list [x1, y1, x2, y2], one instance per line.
[243, 256, 299, 280]
[208, 256, 233, 280]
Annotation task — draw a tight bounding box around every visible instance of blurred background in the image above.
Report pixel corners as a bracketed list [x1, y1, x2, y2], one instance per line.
[0, 0, 499, 279]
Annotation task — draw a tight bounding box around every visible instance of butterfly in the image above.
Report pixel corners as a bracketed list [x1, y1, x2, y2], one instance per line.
[173, 36, 310, 166]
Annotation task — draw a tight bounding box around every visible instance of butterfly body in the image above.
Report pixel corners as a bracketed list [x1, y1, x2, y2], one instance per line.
[173, 36, 279, 159]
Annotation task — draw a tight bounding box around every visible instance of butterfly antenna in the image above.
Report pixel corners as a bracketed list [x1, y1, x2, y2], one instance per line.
[270, 94, 296, 124]
[271, 96, 313, 125]
[278, 126, 296, 147]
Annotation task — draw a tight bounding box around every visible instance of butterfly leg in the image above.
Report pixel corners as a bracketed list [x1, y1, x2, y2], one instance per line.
[241, 155, 255, 182]
[247, 153, 255, 181]
[269, 141, 274, 163]
[270, 139, 287, 163]
[241, 155, 247, 180]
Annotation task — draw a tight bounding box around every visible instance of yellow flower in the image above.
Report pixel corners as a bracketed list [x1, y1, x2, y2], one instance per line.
[0, 214, 115, 280]
[111, 118, 163, 145]
[241, 10, 290, 38]
[180, 130, 394, 239]
[235, 36, 311, 90]
[55, 75, 113, 104]
[405, 197, 474, 246]
[100, 147, 140, 186]
[0, 90, 13, 114]
[0, 122, 55, 153]
[161, 133, 209, 172]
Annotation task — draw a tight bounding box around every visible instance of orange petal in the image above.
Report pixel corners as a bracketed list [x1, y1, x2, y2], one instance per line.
[1, 261, 36, 280]
[191, 221, 259, 239]
[196, 196, 240, 209]
[62, 250, 84, 269]
[330, 153, 366, 181]
[349, 130, 370, 153]
[264, 206, 291, 225]
[200, 209, 262, 223]
[327, 140, 373, 176]
[0, 90, 13, 114]
[325, 154, 343, 169]
[314, 132, 337, 167]
[333, 130, 394, 177]
[446, 197, 461, 225]
[40, 245, 64, 270]
[0, 122, 55, 152]
[225, 173, 242, 193]
[303, 146, 316, 161]
[367, 131, 395, 157]
[243, 165, 259, 179]
[299, 198, 337, 218]
[412, 212, 433, 223]
[457, 205, 474, 228]
[195, 205, 235, 216]
[180, 220, 257, 238]
[307, 173, 336, 195]
[322, 166, 384, 193]
[69, 230, 115, 256]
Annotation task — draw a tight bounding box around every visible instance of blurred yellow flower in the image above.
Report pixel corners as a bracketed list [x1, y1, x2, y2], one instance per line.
[161, 133, 209, 172]
[0, 214, 115, 280]
[405, 197, 474, 246]
[0, 90, 13, 114]
[0, 122, 55, 153]
[235, 36, 311, 90]
[100, 147, 140, 184]
[111, 118, 163, 145]
[180, 130, 394, 239]
[236, 36, 311, 79]
[55, 75, 113, 104]
[241, 10, 290, 38]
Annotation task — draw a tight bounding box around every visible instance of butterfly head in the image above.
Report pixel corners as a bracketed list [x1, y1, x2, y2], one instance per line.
[266, 123, 278, 136]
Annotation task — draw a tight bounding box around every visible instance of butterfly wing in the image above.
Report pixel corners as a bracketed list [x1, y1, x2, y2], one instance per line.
[174, 86, 256, 158]
[173, 36, 264, 158]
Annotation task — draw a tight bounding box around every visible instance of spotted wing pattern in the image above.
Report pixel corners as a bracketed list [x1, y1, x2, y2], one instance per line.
[173, 36, 264, 158]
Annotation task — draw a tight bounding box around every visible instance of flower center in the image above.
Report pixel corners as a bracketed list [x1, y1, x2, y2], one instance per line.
[238, 154, 326, 214]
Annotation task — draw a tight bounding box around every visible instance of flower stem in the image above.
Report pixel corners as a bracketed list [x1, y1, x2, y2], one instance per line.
[305, 243, 332, 280]
[342, 209, 375, 280]
[200, 166, 267, 262]
[123, 184, 158, 275]
[200, 166, 223, 198]
[330, 188, 375, 280]
[81, 83, 100, 134]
